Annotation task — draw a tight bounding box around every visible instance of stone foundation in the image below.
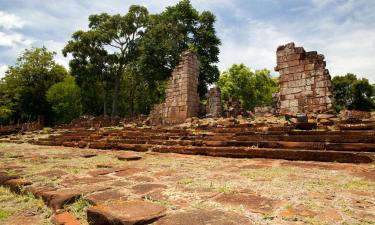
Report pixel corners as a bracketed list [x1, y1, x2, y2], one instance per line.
[149, 50, 200, 125]
[275, 43, 333, 115]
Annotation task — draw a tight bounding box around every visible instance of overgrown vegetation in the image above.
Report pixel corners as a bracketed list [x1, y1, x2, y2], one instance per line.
[217, 64, 278, 111]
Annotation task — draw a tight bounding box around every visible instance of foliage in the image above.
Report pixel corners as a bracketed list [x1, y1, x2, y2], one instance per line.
[46, 75, 82, 124]
[63, 5, 149, 116]
[332, 73, 375, 111]
[137, 0, 221, 98]
[217, 64, 278, 111]
[0, 47, 67, 124]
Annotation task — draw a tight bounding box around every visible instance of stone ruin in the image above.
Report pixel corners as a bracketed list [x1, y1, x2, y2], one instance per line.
[206, 87, 223, 118]
[149, 50, 200, 125]
[275, 43, 333, 115]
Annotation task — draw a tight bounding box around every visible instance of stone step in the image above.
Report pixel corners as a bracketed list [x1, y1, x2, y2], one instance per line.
[150, 145, 374, 163]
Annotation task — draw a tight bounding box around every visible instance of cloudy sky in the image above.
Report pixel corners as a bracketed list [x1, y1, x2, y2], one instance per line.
[0, 0, 374, 82]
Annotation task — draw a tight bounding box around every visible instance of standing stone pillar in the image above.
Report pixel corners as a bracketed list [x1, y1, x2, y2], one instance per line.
[149, 50, 200, 125]
[206, 87, 223, 118]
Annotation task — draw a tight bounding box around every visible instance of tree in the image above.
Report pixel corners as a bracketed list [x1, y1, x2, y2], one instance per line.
[217, 64, 278, 111]
[138, 0, 221, 98]
[1, 47, 67, 124]
[46, 75, 82, 124]
[350, 78, 375, 111]
[63, 5, 149, 117]
[332, 73, 375, 111]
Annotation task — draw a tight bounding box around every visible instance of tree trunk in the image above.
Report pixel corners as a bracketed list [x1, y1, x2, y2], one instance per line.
[103, 89, 107, 116]
[111, 74, 121, 117]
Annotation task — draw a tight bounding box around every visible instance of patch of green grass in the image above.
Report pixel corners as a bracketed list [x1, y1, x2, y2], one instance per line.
[66, 196, 91, 223]
[216, 184, 235, 193]
[177, 178, 194, 186]
[0, 187, 52, 223]
[339, 180, 374, 191]
[0, 209, 12, 220]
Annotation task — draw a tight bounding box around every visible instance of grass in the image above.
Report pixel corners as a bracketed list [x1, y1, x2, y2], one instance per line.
[0, 187, 52, 223]
[177, 178, 194, 186]
[339, 179, 374, 191]
[216, 184, 235, 194]
[0, 209, 11, 220]
[240, 167, 294, 180]
[66, 196, 91, 223]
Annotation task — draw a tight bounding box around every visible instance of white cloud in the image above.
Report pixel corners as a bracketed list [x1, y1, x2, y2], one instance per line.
[217, 1, 375, 83]
[0, 32, 34, 47]
[0, 11, 26, 29]
[0, 65, 8, 79]
[43, 40, 70, 69]
[218, 19, 295, 74]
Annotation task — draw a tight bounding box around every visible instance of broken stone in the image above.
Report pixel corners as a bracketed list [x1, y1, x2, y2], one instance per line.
[51, 212, 80, 225]
[41, 190, 82, 210]
[87, 200, 166, 225]
[85, 190, 127, 206]
[115, 152, 142, 161]
[214, 192, 283, 214]
[131, 183, 167, 195]
[154, 209, 252, 225]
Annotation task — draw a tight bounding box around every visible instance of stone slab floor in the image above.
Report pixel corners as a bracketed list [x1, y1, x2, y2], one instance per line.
[0, 143, 374, 225]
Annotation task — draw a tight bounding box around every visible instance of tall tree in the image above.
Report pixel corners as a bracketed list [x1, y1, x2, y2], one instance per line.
[1, 47, 67, 124]
[46, 75, 82, 124]
[217, 64, 278, 111]
[63, 5, 149, 116]
[138, 0, 221, 98]
[332, 73, 375, 111]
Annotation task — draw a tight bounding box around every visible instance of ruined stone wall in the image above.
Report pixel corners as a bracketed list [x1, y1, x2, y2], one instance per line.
[206, 87, 222, 118]
[149, 50, 200, 125]
[275, 43, 333, 115]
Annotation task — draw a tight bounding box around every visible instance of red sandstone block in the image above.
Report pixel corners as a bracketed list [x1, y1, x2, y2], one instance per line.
[304, 64, 315, 71]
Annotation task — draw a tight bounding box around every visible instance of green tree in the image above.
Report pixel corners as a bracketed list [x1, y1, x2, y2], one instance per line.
[63, 5, 149, 117]
[332, 73, 375, 111]
[1, 47, 67, 124]
[217, 64, 278, 111]
[331, 73, 357, 111]
[138, 0, 221, 98]
[46, 75, 82, 124]
[350, 78, 375, 111]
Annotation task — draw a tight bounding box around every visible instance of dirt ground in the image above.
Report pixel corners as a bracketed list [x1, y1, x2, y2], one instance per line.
[0, 143, 374, 225]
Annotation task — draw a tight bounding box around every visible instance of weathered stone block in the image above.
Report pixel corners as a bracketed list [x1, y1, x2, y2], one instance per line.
[275, 42, 333, 115]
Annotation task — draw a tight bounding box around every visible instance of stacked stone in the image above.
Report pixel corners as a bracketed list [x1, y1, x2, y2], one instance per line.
[224, 97, 245, 118]
[275, 43, 333, 115]
[206, 87, 223, 118]
[149, 50, 200, 125]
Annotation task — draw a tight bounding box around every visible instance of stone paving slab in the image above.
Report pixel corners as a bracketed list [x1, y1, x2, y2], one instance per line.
[0, 143, 374, 225]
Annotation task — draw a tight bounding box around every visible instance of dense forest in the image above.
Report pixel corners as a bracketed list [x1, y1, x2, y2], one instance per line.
[0, 0, 374, 125]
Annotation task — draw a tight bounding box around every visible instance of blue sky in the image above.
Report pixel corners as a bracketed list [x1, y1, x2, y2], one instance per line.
[0, 0, 374, 82]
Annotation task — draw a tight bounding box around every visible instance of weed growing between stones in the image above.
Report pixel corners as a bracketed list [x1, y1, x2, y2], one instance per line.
[66, 196, 92, 223]
[0, 187, 52, 224]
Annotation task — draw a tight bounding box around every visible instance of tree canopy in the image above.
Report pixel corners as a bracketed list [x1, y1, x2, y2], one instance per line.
[46, 75, 82, 124]
[332, 73, 375, 111]
[63, 0, 221, 117]
[63, 5, 149, 117]
[0, 47, 67, 124]
[217, 64, 278, 111]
